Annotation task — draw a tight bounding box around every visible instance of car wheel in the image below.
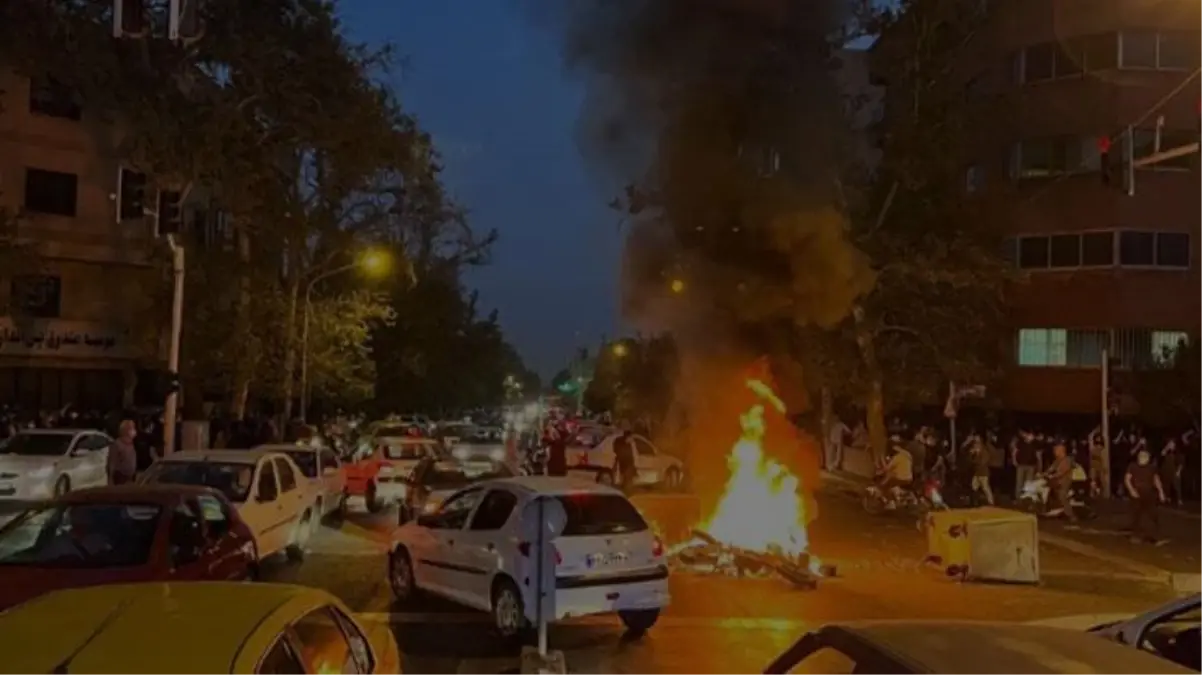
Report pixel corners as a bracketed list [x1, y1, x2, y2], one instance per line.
[389, 548, 418, 603]
[491, 578, 528, 640]
[366, 483, 383, 513]
[53, 475, 71, 497]
[286, 510, 312, 562]
[664, 468, 682, 491]
[618, 608, 660, 636]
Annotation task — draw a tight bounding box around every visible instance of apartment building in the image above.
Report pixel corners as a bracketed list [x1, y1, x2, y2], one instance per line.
[0, 69, 164, 410]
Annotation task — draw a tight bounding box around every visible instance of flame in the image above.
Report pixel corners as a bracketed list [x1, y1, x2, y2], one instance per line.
[697, 378, 812, 559]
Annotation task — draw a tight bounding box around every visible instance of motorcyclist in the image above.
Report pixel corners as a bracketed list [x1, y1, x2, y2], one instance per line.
[1045, 441, 1077, 521]
[877, 437, 914, 497]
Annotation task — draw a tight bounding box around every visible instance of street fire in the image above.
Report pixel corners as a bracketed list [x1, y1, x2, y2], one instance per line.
[668, 373, 829, 587]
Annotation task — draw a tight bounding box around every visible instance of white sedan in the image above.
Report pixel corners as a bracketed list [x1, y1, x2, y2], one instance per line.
[0, 429, 112, 501]
[569, 432, 686, 490]
[255, 443, 348, 519]
[140, 450, 320, 562]
[388, 476, 669, 639]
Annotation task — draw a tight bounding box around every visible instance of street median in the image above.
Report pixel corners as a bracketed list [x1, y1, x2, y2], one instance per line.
[630, 493, 703, 547]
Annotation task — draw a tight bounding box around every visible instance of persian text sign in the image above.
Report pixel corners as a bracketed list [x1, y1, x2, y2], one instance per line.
[0, 317, 138, 359]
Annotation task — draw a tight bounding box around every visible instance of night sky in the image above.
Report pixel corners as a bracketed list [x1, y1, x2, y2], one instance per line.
[339, 0, 622, 377]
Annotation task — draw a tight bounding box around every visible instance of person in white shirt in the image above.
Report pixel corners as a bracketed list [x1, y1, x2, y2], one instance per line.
[879, 441, 913, 494]
[826, 417, 849, 471]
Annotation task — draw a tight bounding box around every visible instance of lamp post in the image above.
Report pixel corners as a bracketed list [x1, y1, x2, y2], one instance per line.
[299, 250, 389, 421]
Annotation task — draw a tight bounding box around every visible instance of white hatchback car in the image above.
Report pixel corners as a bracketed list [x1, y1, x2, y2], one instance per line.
[140, 450, 320, 562]
[388, 476, 669, 639]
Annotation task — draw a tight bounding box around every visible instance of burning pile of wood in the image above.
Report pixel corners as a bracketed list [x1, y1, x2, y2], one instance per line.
[667, 530, 835, 589]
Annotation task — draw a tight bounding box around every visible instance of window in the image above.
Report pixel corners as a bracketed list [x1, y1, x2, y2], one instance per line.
[468, 489, 517, 531]
[196, 494, 231, 539]
[168, 502, 205, 567]
[1151, 331, 1189, 365]
[1012, 137, 1090, 178]
[291, 607, 362, 675]
[10, 275, 61, 318]
[258, 637, 304, 674]
[1049, 234, 1081, 268]
[1082, 33, 1119, 70]
[1067, 329, 1108, 367]
[1155, 232, 1190, 268]
[1082, 232, 1115, 266]
[1054, 39, 1084, 77]
[274, 458, 298, 493]
[1119, 231, 1156, 266]
[29, 76, 81, 120]
[431, 488, 483, 530]
[555, 494, 648, 536]
[319, 449, 339, 474]
[24, 168, 78, 217]
[1018, 236, 1049, 269]
[1018, 328, 1067, 366]
[1023, 43, 1055, 81]
[634, 438, 656, 456]
[257, 462, 278, 501]
[1157, 31, 1195, 70]
[332, 609, 374, 674]
[1120, 31, 1158, 68]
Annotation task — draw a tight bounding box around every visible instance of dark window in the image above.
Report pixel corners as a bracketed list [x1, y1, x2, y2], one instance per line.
[429, 488, 483, 530]
[1015, 137, 1075, 177]
[258, 637, 304, 674]
[1023, 43, 1055, 81]
[168, 501, 205, 567]
[1121, 31, 1158, 68]
[634, 438, 655, 456]
[1067, 329, 1107, 368]
[1055, 39, 1084, 77]
[274, 458, 298, 493]
[10, 275, 61, 318]
[1018, 236, 1050, 269]
[28, 76, 81, 120]
[1119, 231, 1156, 266]
[468, 490, 518, 531]
[1083, 32, 1119, 70]
[1048, 234, 1081, 268]
[1157, 31, 1195, 70]
[23, 168, 78, 217]
[1082, 232, 1114, 266]
[291, 607, 362, 675]
[556, 494, 648, 536]
[257, 461, 278, 501]
[319, 449, 339, 473]
[332, 608, 375, 674]
[1156, 232, 1190, 268]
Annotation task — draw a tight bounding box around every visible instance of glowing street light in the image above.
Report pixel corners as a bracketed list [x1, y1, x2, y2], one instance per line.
[358, 248, 391, 276]
[612, 342, 629, 358]
[669, 278, 686, 294]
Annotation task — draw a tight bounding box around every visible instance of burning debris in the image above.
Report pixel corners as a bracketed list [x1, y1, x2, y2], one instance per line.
[668, 530, 836, 589]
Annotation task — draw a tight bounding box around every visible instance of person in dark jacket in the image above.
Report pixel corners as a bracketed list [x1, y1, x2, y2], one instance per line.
[613, 429, 637, 491]
[544, 422, 567, 477]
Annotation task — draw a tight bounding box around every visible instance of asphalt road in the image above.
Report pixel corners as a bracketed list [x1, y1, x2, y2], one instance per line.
[259, 482, 1184, 674]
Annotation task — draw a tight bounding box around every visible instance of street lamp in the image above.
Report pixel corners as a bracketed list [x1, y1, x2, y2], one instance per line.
[611, 342, 629, 358]
[299, 248, 391, 421]
[669, 278, 686, 294]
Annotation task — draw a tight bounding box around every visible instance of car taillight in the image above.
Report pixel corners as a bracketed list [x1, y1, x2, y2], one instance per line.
[651, 536, 664, 558]
[518, 541, 562, 564]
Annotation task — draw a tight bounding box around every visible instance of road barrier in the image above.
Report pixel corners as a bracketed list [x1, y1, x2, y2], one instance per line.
[630, 493, 703, 547]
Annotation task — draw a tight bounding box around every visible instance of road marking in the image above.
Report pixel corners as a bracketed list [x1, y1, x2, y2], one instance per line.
[1038, 531, 1171, 581]
[355, 611, 809, 630]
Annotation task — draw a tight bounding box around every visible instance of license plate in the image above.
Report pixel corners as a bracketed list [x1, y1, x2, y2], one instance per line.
[587, 552, 628, 568]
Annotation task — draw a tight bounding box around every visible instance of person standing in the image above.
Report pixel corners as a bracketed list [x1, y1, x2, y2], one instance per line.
[1124, 448, 1167, 544]
[1046, 442, 1077, 522]
[825, 416, 848, 472]
[906, 429, 927, 488]
[1011, 429, 1038, 499]
[106, 419, 138, 486]
[544, 422, 567, 477]
[970, 437, 995, 505]
[613, 429, 637, 492]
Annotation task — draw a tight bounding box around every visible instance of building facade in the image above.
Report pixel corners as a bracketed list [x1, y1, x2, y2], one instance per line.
[984, 0, 1200, 413]
[0, 69, 165, 411]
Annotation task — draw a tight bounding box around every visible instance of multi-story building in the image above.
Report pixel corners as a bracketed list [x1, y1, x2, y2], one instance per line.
[989, 0, 1200, 414]
[0, 69, 164, 410]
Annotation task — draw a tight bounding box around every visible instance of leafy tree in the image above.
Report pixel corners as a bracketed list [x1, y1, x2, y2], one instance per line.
[584, 336, 679, 432]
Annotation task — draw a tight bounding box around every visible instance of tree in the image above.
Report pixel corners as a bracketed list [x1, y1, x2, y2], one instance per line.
[584, 336, 679, 432]
[811, 0, 1015, 458]
[1132, 340, 1200, 430]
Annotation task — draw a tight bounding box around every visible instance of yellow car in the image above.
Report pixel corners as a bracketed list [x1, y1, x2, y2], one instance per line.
[0, 582, 400, 674]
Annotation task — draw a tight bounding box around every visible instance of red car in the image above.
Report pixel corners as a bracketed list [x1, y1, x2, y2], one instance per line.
[0, 484, 258, 611]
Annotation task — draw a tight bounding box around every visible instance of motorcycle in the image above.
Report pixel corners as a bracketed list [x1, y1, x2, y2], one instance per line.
[863, 475, 948, 519]
[1017, 464, 1096, 520]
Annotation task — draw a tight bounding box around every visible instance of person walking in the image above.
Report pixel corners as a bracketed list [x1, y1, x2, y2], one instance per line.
[1124, 447, 1167, 544]
[106, 419, 139, 486]
[1011, 428, 1038, 499]
[826, 416, 848, 472]
[613, 428, 637, 492]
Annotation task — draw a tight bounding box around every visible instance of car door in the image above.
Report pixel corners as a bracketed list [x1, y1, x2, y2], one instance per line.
[457, 488, 520, 608]
[244, 459, 284, 557]
[413, 487, 484, 598]
[632, 436, 661, 485]
[195, 493, 251, 580]
[273, 456, 308, 530]
[82, 434, 112, 487]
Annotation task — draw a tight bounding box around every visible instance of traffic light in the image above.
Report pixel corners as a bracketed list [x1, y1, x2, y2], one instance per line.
[157, 190, 183, 235]
[117, 168, 147, 222]
[1098, 136, 1115, 185]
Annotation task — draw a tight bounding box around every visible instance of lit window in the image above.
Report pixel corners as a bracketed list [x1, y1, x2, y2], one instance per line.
[1151, 331, 1189, 365]
[1018, 329, 1068, 366]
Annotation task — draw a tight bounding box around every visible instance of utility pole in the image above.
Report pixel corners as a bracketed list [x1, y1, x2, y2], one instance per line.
[1101, 348, 1111, 499]
[163, 236, 185, 454]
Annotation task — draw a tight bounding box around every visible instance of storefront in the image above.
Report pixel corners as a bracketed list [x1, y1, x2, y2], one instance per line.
[0, 317, 143, 411]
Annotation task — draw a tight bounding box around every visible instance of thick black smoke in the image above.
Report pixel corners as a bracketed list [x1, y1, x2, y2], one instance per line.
[538, 0, 875, 355]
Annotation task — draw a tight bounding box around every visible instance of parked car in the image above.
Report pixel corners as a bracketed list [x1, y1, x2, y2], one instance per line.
[0, 484, 257, 611]
[568, 432, 685, 490]
[256, 443, 348, 520]
[0, 428, 113, 500]
[139, 450, 320, 562]
[346, 436, 446, 513]
[0, 581, 401, 673]
[389, 476, 669, 639]
[399, 457, 514, 523]
[1032, 593, 1200, 672]
[763, 621, 1195, 674]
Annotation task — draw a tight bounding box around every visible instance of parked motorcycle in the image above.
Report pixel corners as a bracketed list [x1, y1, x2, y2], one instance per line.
[1017, 464, 1096, 520]
[863, 476, 948, 519]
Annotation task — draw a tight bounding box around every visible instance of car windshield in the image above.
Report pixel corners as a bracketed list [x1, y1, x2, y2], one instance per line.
[0, 503, 161, 568]
[385, 443, 434, 460]
[421, 462, 512, 488]
[555, 494, 648, 536]
[0, 433, 73, 457]
[283, 450, 318, 478]
[142, 461, 255, 502]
